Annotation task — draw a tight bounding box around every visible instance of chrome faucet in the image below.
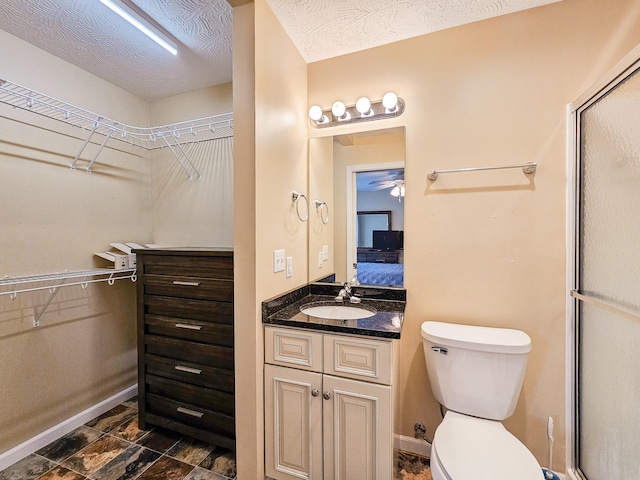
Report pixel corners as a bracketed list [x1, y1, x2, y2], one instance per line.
[335, 281, 362, 304]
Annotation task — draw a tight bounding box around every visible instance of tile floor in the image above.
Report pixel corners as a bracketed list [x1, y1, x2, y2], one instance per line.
[1, 396, 431, 480]
[0, 397, 235, 480]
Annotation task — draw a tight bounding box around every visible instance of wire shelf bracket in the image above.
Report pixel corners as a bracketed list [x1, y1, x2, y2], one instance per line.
[0, 78, 233, 179]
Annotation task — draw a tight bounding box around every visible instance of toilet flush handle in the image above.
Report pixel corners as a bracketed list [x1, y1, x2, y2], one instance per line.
[431, 346, 448, 355]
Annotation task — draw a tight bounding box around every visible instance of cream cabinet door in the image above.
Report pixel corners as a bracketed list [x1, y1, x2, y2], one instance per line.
[265, 364, 323, 480]
[322, 375, 392, 480]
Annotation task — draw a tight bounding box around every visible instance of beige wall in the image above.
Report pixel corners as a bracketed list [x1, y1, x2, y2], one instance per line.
[231, 2, 259, 478]
[306, 0, 640, 471]
[148, 84, 234, 247]
[232, 1, 308, 478]
[0, 30, 149, 453]
[0, 30, 235, 456]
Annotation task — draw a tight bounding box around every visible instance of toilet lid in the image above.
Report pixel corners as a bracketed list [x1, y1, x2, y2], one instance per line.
[433, 411, 543, 480]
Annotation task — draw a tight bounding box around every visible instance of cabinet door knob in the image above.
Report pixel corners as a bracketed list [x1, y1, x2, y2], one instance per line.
[311, 388, 319, 397]
[323, 391, 331, 400]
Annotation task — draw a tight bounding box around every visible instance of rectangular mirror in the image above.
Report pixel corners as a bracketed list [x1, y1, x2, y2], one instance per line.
[308, 127, 405, 287]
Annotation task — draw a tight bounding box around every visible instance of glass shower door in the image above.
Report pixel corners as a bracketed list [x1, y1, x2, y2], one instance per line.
[574, 64, 640, 479]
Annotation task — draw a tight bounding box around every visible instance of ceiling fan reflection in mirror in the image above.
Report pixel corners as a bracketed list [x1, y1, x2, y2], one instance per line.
[365, 169, 405, 201]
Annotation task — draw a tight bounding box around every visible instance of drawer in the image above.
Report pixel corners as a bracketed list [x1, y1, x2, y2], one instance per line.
[265, 326, 322, 372]
[145, 314, 233, 347]
[143, 275, 233, 301]
[145, 393, 235, 440]
[144, 295, 233, 324]
[145, 353, 234, 393]
[141, 255, 233, 279]
[145, 335, 234, 371]
[146, 374, 234, 416]
[324, 334, 392, 385]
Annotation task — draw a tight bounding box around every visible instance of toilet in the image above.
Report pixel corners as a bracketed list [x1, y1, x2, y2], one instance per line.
[421, 321, 544, 480]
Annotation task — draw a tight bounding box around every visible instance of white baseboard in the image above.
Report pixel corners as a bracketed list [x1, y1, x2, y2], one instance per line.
[0, 384, 137, 471]
[394, 434, 431, 458]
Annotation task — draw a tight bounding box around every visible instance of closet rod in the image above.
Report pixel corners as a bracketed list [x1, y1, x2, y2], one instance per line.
[0, 79, 233, 149]
[0, 268, 137, 297]
[0, 79, 232, 178]
[571, 290, 640, 324]
[427, 162, 537, 181]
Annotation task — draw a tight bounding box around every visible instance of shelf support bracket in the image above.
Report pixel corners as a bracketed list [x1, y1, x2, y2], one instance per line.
[71, 125, 98, 171]
[160, 135, 201, 181]
[33, 278, 66, 327]
[86, 129, 114, 174]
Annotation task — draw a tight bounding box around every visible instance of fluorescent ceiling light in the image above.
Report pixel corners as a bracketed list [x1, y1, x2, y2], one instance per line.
[98, 0, 178, 55]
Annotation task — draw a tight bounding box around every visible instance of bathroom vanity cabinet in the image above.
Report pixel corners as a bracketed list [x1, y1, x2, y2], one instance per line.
[264, 325, 393, 480]
[135, 248, 235, 450]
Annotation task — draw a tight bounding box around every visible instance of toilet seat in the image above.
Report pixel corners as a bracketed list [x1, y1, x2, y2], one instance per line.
[431, 411, 543, 480]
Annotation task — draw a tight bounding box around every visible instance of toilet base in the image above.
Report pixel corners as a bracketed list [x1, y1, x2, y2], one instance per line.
[429, 443, 447, 480]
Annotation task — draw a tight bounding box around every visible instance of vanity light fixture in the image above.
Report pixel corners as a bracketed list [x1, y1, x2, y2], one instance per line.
[309, 91, 405, 128]
[382, 92, 399, 113]
[97, 0, 178, 55]
[356, 97, 373, 117]
[331, 101, 350, 121]
[308, 105, 329, 124]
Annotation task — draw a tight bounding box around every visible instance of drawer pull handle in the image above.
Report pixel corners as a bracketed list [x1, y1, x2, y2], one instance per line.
[173, 281, 201, 287]
[311, 389, 319, 397]
[175, 323, 203, 331]
[174, 365, 202, 375]
[323, 392, 331, 400]
[177, 406, 204, 418]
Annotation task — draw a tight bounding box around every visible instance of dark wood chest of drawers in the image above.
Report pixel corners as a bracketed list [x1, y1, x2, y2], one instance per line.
[135, 248, 235, 450]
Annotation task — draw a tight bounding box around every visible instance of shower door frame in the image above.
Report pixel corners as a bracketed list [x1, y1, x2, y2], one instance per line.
[566, 43, 640, 480]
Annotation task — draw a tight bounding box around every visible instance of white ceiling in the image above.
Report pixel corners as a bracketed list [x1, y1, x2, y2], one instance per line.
[0, 0, 560, 100]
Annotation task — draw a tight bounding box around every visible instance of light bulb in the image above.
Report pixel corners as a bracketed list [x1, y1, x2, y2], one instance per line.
[332, 101, 347, 118]
[382, 91, 398, 112]
[356, 96, 372, 115]
[309, 105, 324, 121]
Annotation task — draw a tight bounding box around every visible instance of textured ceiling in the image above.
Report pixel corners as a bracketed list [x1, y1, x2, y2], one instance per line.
[0, 0, 560, 100]
[267, 0, 562, 63]
[0, 0, 233, 100]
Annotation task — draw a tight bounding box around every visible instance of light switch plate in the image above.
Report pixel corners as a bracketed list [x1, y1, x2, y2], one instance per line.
[322, 245, 329, 261]
[286, 256, 293, 277]
[318, 251, 323, 268]
[273, 249, 285, 272]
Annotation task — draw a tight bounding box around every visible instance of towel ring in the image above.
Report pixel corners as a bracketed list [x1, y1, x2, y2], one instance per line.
[292, 191, 309, 222]
[315, 200, 329, 225]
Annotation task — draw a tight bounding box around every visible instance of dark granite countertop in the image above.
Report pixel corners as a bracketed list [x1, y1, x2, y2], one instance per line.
[262, 283, 405, 339]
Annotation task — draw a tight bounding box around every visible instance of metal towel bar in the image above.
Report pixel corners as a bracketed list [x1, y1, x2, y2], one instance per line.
[427, 162, 537, 181]
[571, 290, 640, 324]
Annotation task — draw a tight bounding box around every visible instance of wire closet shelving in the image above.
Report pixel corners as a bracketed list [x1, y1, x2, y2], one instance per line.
[0, 78, 233, 180]
[0, 268, 137, 327]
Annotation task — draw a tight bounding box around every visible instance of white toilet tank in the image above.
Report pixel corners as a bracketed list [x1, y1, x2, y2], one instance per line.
[421, 321, 532, 421]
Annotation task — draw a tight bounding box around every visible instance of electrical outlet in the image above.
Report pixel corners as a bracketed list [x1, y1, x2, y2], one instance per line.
[322, 245, 329, 261]
[318, 251, 323, 268]
[273, 249, 285, 272]
[286, 256, 293, 278]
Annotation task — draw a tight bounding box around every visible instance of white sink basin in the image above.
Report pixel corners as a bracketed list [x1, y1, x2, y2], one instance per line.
[300, 304, 376, 320]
